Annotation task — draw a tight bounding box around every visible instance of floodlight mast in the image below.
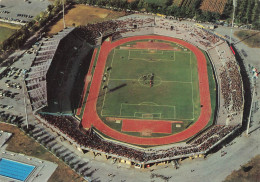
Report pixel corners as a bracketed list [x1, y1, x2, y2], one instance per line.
[23, 78, 29, 129]
[63, 0, 66, 28]
[246, 74, 257, 136]
[246, 83, 255, 136]
[230, 0, 236, 44]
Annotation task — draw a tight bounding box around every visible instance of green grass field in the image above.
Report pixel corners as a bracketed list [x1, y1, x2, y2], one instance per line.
[203, 50, 216, 128]
[97, 40, 200, 127]
[0, 26, 17, 44]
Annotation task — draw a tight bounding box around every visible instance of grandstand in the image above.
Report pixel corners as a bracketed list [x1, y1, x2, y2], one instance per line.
[25, 27, 75, 111]
[26, 27, 93, 113]
[24, 14, 245, 168]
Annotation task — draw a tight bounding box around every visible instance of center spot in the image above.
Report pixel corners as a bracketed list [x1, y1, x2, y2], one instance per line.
[138, 74, 162, 87]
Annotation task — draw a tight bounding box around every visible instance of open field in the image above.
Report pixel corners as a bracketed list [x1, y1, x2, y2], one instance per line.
[225, 155, 260, 182]
[96, 39, 200, 137]
[0, 123, 84, 182]
[200, 0, 228, 14]
[48, 5, 125, 35]
[0, 27, 16, 44]
[234, 30, 260, 48]
[0, 22, 21, 45]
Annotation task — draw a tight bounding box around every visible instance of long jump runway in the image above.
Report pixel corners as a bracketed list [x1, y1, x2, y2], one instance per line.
[82, 35, 211, 145]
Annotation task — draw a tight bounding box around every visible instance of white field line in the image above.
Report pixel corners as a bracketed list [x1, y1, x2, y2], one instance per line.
[161, 80, 192, 84]
[190, 52, 195, 120]
[102, 50, 194, 120]
[101, 49, 116, 116]
[128, 50, 175, 62]
[120, 103, 175, 119]
[109, 78, 192, 84]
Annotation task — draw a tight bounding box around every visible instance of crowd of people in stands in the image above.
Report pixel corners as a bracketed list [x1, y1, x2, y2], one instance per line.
[192, 28, 220, 48]
[39, 114, 239, 163]
[226, 61, 243, 111]
[191, 125, 237, 147]
[220, 68, 232, 108]
[71, 15, 222, 51]
[77, 21, 118, 44]
[116, 17, 155, 29]
[219, 60, 243, 112]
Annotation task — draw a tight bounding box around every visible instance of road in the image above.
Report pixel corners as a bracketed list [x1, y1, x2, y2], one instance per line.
[78, 125, 259, 182]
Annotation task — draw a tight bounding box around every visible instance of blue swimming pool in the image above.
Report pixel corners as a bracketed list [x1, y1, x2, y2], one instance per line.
[0, 158, 35, 181]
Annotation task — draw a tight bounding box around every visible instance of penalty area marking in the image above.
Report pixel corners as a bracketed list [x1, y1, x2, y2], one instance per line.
[133, 112, 162, 119]
[142, 49, 163, 54]
[128, 50, 175, 62]
[120, 103, 176, 119]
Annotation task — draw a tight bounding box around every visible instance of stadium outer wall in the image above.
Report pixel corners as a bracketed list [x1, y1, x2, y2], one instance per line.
[81, 35, 212, 146]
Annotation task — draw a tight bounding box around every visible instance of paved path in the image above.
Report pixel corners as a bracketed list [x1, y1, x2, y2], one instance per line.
[78, 126, 260, 182]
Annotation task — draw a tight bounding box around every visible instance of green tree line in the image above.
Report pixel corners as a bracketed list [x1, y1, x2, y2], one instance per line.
[234, 0, 260, 29]
[1, 0, 72, 51]
[2, 0, 259, 53]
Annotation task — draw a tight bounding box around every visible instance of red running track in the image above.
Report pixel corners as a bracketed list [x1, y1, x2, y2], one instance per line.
[82, 35, 211, 145]
[76, 48, 97, 116]
[121, 119, 172, 134]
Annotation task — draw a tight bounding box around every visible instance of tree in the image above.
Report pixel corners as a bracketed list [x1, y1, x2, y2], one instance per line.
[251, 0, 259, 23]
[245, 0, 254, 23]
[137, 0, 144, 10]
[128, 0, 139, 10]
[47, 4, 54, 13]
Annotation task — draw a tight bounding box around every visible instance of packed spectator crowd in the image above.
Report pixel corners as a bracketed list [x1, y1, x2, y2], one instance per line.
[226, 61, 243, 111]
[38, 114, 239, 163]
[72, 15, 223, 51]
[77, 20, 118, 44]
[220, 68, 232, 108]
[116, 17, 155, 29]
[219, 61, 243, 112]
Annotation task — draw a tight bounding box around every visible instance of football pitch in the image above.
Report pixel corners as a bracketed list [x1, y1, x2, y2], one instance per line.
[97, 39, 200, 123]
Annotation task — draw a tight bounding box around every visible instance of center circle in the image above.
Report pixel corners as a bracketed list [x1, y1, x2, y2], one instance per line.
[138, 74, 162, 87]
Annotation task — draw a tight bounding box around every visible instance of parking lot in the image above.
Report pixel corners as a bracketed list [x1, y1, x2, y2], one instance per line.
[0, 43, 38, 124]
[0, 0, 50, 24]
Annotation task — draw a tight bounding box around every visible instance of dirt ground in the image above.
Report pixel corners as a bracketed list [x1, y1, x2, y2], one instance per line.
[234, 30, 260, 48]
[0, 123, 85, 182]
[224, 155, 260, 182]
[48, 4, 125, 35]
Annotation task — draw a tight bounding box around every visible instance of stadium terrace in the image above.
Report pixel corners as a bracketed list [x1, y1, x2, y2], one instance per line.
[25, 14, 244, 168]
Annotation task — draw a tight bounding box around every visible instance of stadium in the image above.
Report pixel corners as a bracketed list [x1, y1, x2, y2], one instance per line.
[25, 14, 244, 167]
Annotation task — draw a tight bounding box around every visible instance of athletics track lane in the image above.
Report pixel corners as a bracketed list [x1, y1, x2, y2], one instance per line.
[82, 35, 211, 145]
[121, 119, 172, 134]
[76, 48, 97, 115]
